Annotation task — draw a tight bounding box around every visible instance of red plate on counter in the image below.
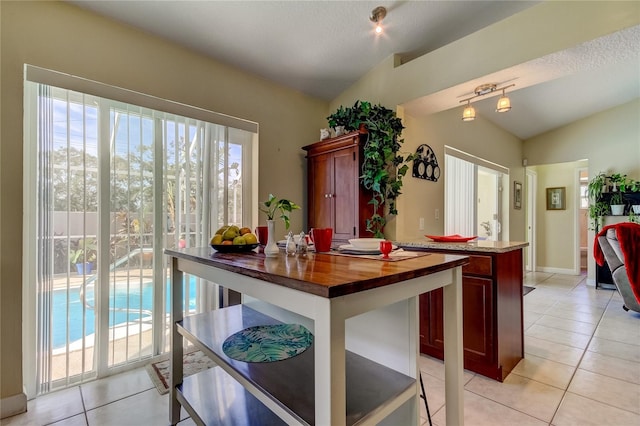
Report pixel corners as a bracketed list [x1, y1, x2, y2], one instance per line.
[425, 234, 477, 242]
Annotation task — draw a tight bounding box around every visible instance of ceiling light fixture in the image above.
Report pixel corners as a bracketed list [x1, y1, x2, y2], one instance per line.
[370, 6, 387, 35]
[459, 83, 515, 121]
[462, 100, 476, 121]
[496, 89, 512, 112]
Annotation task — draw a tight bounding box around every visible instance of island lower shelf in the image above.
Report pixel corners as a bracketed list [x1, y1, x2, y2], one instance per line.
[176, 304, 415, 425]
[177, 366, 287, 425]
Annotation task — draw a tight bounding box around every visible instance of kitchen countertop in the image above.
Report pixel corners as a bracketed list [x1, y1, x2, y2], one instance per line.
[165, 246, 468, 298]
[396, 239, 528, 253]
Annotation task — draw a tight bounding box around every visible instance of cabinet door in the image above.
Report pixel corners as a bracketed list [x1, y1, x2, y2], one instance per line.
[419, 276, 494, 366]
[332, 146, 358, 241]
[309, 153, 333, 230]
[462, 276, 494, 366]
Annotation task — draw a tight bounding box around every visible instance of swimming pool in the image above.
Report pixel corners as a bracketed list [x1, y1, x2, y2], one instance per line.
[52, 277, 197, 349]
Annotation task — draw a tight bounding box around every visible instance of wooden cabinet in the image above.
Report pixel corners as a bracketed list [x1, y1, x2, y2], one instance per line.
[303, 131, 373, 242]
[419, 248, 524, 382]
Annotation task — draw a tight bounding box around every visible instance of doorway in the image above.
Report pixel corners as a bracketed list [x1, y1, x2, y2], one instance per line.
[444, 147, 506, 240]
[578, 168, 589, 272]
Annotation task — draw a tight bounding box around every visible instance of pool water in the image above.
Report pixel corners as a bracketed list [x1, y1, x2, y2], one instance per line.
[52, 278, 197, 349]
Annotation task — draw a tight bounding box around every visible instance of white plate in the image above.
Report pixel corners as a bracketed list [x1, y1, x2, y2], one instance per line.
[338, 244, 397, 254]
[348, 238, 385, 250]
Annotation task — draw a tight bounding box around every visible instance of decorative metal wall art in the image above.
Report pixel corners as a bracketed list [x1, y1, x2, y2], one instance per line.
[412, 144, 440, 181]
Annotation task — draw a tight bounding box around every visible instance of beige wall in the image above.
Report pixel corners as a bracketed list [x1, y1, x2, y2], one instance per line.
[397, 109, 524, 242]
[0, 1, 327, 405]
[524, 99, 640, 282]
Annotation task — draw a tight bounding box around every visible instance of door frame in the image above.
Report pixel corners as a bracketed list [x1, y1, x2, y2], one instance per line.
[575, 167, 588, 275]
[526, 169, 537, 272]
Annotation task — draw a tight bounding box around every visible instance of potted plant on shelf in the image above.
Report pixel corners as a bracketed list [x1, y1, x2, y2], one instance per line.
[327, 100, 414, 238]
[617, 177, 640, 214]
[609, 191, 625, 216]
[633, 182, 640, 215]
[70, 238, 97, 275]
[608, 173, 626, 192]
[259, 194, 300, 257]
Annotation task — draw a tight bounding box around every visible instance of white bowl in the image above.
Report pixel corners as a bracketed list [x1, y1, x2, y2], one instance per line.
[348, 238, 385, 250]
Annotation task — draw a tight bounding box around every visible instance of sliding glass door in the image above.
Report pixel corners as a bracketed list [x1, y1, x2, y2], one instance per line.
[24, 79, 256, 395]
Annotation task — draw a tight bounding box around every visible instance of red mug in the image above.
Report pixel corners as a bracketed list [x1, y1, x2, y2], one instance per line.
[311, 228, 332, 252]
[255, 226, 268, 246]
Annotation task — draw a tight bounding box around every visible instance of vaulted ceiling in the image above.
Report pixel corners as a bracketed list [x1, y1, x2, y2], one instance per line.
[70, 1, 640, 139]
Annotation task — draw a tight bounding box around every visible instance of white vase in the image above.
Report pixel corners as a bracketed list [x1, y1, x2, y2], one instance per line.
[632, 205, 640, 214]
[264, 220, 280, 257]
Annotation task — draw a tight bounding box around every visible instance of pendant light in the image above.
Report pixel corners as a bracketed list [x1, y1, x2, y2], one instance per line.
[496, 89, 511, 112]
[462, 101, 476, 121]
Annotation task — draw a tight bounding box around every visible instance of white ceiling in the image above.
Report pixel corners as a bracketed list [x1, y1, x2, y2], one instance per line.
[70, 1, 640, 140]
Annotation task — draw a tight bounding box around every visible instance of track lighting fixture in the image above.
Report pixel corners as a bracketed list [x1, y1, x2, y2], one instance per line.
[459, 83, 515, 121]
[370, 6, 387, 35]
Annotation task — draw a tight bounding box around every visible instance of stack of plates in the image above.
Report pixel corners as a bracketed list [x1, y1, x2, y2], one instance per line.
[338, 240, 397, 255]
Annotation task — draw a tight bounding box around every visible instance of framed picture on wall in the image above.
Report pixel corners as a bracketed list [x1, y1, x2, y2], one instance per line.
[546, 187, 566, 210]
[514, 181, 522, 210]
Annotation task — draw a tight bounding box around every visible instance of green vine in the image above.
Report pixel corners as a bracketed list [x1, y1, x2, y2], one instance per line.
[327, 101, 414, 238]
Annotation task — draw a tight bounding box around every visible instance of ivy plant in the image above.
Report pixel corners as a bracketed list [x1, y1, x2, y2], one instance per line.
[327, 101, 414, 238]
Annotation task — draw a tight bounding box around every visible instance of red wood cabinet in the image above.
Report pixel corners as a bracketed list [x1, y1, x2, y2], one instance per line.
[419, 248, 524, 382]
[302, 132, 373, 242]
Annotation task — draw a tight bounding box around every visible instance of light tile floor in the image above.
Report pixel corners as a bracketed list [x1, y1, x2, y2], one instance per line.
[2, 272, 639, 426]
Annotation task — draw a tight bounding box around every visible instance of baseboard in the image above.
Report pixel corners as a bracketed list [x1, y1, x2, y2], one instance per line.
[1, 392, 27, 419]
[537, 266, 579, 275]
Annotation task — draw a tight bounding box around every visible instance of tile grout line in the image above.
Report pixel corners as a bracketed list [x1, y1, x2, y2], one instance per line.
[79, 386, 89, 426]
[546, 278, 613, 425]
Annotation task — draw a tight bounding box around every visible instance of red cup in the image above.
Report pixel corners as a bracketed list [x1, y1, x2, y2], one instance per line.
[255, 226, 268, 246]
[311, 228, 333, 252]
[380, 240, 393, 259]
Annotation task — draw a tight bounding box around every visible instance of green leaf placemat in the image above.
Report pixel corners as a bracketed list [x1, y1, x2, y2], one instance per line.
[222, 324, 313, 363]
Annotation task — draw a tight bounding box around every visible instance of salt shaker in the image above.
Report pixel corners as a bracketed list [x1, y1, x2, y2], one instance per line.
[296, 231, 308, 256]
[285, 231, 296, 256]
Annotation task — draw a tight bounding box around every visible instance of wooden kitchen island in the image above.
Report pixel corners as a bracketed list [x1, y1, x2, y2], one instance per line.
[398, 240, 528, 382]
[166, 247, 467, 426]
